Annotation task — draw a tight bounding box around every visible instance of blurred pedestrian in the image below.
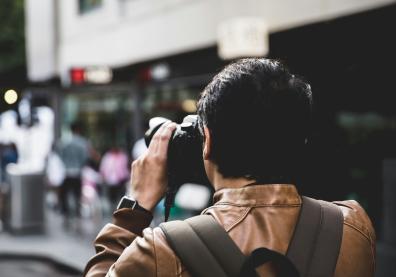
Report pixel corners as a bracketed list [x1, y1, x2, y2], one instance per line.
[58, 122, 91, 220]
[99, 144, 129, 211]
[45, 144, 66, 210]
[0, 142, 18, 182]
[82, 159, 102, 199]
[81, 158, 103, 221]
[0, 143, 18, 231]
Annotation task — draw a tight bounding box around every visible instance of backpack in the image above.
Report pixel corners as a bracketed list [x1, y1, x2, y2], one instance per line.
[160, 196, 343, 277]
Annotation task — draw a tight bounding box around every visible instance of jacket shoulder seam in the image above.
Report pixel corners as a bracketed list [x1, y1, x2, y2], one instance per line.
[225, 207, 252, 232]
[344, 221, 372, 243]
[343, 221, 376, 273]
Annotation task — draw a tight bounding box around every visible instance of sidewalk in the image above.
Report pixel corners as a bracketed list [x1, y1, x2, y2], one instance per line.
[0, 209, 103, 273]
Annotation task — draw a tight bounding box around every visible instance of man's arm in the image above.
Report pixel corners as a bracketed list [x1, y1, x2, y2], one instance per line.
[83, 209, 153, 277]
[84, 121, 177, 276]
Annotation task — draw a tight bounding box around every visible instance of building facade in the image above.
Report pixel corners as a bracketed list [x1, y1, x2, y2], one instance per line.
[25, 0, 396, 145]
[24, 0, 396, 237]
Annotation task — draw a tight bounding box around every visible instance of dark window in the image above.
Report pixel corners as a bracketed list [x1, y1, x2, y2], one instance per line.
[79, 0, 103, 14]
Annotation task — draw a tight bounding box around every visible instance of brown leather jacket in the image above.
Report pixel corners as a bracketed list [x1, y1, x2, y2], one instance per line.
[84, 184, 376, 277]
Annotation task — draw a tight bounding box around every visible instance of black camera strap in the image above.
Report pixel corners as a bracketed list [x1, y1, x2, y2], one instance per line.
[164, 190, 176, 222]
[164, 173, 181, 221]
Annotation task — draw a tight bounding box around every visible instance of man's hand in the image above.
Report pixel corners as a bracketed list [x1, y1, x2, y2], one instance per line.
[130, 121, 177, 212]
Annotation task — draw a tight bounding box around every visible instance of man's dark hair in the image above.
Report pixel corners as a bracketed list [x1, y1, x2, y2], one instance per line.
[197, 58, 312, 183]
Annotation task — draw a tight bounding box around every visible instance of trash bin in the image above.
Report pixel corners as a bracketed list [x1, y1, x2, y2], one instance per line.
[6, 164, 45, 233]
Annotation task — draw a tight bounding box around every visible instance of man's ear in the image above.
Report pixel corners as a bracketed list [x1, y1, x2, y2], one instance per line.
[203, 126, 211, 160]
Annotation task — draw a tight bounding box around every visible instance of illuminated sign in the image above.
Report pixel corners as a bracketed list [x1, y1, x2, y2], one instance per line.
[70, 66, 113, 85]
[218, 17, 269, 60]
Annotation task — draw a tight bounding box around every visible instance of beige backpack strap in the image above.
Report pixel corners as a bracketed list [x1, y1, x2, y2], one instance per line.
[160, 197, 343, 277]
[160, 215, 245, 277]
[286, 196, 344, 277]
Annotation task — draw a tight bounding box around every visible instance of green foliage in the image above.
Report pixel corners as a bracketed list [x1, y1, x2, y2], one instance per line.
[0, 0, 25, 72]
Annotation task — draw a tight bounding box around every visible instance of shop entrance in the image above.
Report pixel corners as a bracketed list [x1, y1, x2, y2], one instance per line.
[61, 86, 135, 155]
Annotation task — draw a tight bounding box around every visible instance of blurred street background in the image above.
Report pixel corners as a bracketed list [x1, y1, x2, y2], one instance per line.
[1, 0, 396, 276]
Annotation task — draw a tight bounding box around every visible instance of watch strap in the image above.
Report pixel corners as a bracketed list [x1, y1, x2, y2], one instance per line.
[117, 196, 152, 215]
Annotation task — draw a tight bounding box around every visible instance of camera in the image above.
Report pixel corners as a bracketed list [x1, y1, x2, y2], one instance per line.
[144, 115, 210, 219]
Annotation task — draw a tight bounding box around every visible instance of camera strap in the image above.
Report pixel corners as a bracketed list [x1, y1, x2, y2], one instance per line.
[160, 196, 344, 277]
[164, 179, 179, 221]
[164, 192, 176, 222]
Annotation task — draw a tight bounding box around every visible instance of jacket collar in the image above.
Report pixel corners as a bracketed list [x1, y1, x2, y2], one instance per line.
[213, 184, 301, 206]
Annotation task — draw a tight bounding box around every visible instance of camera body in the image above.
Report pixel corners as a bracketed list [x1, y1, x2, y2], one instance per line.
[144, 115, 210, 197]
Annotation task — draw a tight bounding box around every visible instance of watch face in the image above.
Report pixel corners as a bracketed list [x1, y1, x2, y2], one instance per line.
[117, 196, 137, 210]
[116, 196, 151, 214]
[126, 195, 137, 202]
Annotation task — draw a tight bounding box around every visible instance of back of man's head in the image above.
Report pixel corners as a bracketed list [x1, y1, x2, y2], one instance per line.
[197, 58, 312, 183]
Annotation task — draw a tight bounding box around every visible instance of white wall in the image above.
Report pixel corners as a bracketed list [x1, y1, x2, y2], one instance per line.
[25, 0, 57, 82]
[30, 0, 396, 83]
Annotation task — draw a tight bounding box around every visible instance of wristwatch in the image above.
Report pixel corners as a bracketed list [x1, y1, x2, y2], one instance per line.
[116, 196, 152, 215]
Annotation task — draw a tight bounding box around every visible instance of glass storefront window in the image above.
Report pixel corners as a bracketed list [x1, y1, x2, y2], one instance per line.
[142, 84, 201, 124]
[62, 89, 134, 155]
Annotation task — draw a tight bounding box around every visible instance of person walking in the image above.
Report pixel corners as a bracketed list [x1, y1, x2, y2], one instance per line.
[99, 145, 129, 211]
[58, 122, 91, 221]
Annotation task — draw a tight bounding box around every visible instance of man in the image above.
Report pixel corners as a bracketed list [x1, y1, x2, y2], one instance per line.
[58, 122, 91, 219]
[84, 59, 376, 277]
